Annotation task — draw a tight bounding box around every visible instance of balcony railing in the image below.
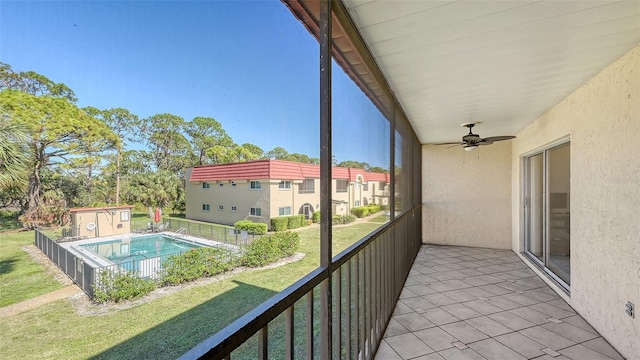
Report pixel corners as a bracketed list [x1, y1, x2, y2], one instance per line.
[180, 204, 421, 359]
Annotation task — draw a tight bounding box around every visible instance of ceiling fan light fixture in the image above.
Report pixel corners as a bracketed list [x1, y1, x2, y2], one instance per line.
[464, 145, 478, 152]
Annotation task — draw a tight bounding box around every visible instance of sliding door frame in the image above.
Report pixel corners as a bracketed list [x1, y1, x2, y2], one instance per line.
[522, 137, 571, 292]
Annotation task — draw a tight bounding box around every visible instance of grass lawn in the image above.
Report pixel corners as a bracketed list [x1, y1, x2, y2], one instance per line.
[0, 222, 381, 360]
[0, 231, 65, 307]
[368, 213, 390, 223]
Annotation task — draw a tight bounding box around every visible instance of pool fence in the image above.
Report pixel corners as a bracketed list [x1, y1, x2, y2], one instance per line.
[34, 229, 242, 300]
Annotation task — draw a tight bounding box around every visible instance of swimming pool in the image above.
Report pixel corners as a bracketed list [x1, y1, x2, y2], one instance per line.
[80, 234, 203, 265]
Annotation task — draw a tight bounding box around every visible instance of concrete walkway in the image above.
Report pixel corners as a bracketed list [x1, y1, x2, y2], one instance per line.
[376, 245, 625, 360]
[0, 285, 83, 318]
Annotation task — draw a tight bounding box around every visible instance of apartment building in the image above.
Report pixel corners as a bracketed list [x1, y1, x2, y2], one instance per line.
[185, 159, 389, 226]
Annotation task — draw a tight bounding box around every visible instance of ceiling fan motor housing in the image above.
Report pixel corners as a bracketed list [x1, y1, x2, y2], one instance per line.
[463, 134, 481, 143]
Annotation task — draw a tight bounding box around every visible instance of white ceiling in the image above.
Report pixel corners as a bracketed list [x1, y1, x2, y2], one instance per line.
[342, 0, 640, 144]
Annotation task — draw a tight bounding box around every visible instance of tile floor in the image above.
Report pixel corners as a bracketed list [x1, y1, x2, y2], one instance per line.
[375, 245, 625, 360]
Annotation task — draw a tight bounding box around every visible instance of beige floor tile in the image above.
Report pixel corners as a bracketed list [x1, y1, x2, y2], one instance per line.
[560, 344, 619, 360]
[401, 296, 438, 311]
[440, 321, 489, 344]
[437, 347, 487, 360]
[528, 302, 575, 319]
[508, 307, 550, 325]
[385, 333, 434, 360]
[485, 295, 522, 311]
[393, 313, 436, 332]
[442, 290, 478, 303]
[581, 337, 625, 360]
[464, 316, 513, 337]
[540, 322, 599, 343]
[494, 332, 545, 358]
[422, 293, 459, 307]
[384, 318, 410, 338]
[462, 299, 503, 315]
[468, 338, 527, 360]
[487, 311, 536, 331]
[413, 327, 457, 351]
[374, 340, 403, 360]
[518, 326, 575, 350]
[441, 303, 483, 320]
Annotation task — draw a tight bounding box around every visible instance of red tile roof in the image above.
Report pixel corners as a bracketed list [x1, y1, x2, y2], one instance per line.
[189, 160, 389, 183]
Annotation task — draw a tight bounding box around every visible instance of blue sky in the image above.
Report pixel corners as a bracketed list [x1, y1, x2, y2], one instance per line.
[1, 0, 390, 168]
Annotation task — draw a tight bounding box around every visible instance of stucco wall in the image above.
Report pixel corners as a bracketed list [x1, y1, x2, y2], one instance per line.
[71, 208, 133, 238]
[185, 174, 271, 226]
[511, 45, 640, 359]
[422, 140, 512, 249]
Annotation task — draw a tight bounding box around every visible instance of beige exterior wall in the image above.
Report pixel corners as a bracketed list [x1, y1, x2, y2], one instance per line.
[294, 179, 320, 217]
[71, 207, 132, 238]
[333, 179, 350, 215]
[421, 141, 512, 249]
[185, 173, 271, 226]
[510, 45, 640, 359]
[186, 169, 389, 226]
[269, 180, 297, 218]
[371, 181, 390, 206]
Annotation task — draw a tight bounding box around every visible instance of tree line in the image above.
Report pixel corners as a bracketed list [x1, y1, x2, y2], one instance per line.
[0, 63, 387, 228]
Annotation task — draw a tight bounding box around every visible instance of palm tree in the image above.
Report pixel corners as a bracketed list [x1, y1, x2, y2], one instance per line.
[0, 120, 30, 191]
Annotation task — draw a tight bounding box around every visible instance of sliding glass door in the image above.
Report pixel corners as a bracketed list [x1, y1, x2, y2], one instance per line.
[524, 142, 570, 289]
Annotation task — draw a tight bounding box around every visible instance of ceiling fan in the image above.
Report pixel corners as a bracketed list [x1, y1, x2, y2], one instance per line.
[435, 123, 515, 151]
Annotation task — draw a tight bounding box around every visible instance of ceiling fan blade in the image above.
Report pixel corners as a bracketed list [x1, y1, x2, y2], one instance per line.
[482, 135, 515, 142]
[478, 140, 493, 145]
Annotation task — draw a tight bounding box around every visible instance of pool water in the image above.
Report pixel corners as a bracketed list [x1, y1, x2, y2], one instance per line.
[80, 234, 202, 264]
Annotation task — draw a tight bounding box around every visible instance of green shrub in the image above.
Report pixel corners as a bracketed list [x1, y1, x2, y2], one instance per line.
[351, 204, 381, 218]
[271, 217, 288, 231]
[305, 219, 312, 226]
[277, 232, 299, 257]
[366, 204, 381, 214]
[331, 214, 356, 225]
[234, 219, 267, 235]
[351, 207, 369, 218]
[242, 232, 300, 267]
[380, 204, 390, 211]
[93, 269, 156, 303]
[161, 247, 240, 285]
[311, 211, 321, 223]
[286, 215, 303, 229]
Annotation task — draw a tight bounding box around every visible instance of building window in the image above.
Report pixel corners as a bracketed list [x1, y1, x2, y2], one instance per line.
[336, 179, 348, 193]
[231, 206, 237, 212]
[299, 178, 315, 193]
[231, 181, 236, 187]
[202, 204, 210, 212]
[219, 182, 224, 187]
[355, 200, 360, 207]
[363, 182, 368, 191]
[120, 210, 130, 222]
[202, 182, 210, 189]
[218, 205, 224, 211]
[250, 180, 261, 190]
[279, 180, 291, 190]
[279, 207, 291, 216]
[250, 207, 261, 217]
